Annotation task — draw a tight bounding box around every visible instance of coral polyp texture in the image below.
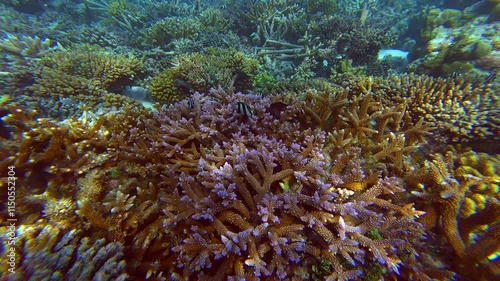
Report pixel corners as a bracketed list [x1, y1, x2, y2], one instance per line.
[0, 222, 128, 280]
[406, 147, 500, 280]
[2, 0, 500, 279]
[340, 74, 499, 143]
[1, 75, 497, 280]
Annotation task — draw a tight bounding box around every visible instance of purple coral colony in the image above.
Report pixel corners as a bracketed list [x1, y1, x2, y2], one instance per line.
[0, 0, 499, 280]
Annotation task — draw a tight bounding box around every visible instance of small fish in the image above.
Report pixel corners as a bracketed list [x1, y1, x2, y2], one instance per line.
[267, 101, 288, 119]
[233, 102, 254, 117]
[123, 86, 149, 101]
[187, 96, 195, 109]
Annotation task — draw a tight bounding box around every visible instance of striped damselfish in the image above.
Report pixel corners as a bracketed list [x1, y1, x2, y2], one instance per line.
[233, 102, 254, 117]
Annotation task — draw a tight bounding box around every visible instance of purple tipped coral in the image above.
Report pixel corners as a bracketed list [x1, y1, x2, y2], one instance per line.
[108, 88, 431, 280]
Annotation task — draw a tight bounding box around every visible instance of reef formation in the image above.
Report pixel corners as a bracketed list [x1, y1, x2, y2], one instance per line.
[0, 0, 499, 280]
[1, 73, 498, 280]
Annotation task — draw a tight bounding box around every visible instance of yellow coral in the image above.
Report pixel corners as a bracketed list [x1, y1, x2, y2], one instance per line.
[406, 148, 500, 280]
[30, 44, 142, 107]
[148, 68, 187, 104]
[171, 47, 258, 93]
[343, 74, 499, 142]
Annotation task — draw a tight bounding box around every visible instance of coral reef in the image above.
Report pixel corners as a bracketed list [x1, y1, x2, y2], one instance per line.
[99, 88, 435, 280]
[0, 34, 65, 97]
[0, 0, 499, 280]
[410, 6, 500, 76]
[148, 47, 258, 105]
[0, 222, 128, 280]
[170, 47, 258, 94]
[406, 147, 500, 280]
[144, 16, 203, 48]
[0, 34, 64, 58]
[85, 0, 146, 32]
[142, 6, 232, 50]
[0, 85, 449, 280]
[464, 0, 500, 22]
[308, 14, 397, 64]
[0, 104, 112, 226]
[3, 67, 498, 280]
[25, 44, 142, 109]
[247, 0, 306, 45]
[339, 74, 499, 143]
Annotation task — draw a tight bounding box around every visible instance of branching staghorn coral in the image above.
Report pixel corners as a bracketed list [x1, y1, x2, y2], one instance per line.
[0, 104, 112, 229]
[247, 0, 305, 44]
[300, 83, 431, 174]
[27, 44, 142, 108]
[96, 88, 436, 280]
[1, 81, 476, 280]
[339, 74, 499, 143]
[0, 222, 128, 280]
[0, 34, 64, 58]
[406, 147, 500, 281]
[0, 34, 65, 97]
[244, 0, 311, 60]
